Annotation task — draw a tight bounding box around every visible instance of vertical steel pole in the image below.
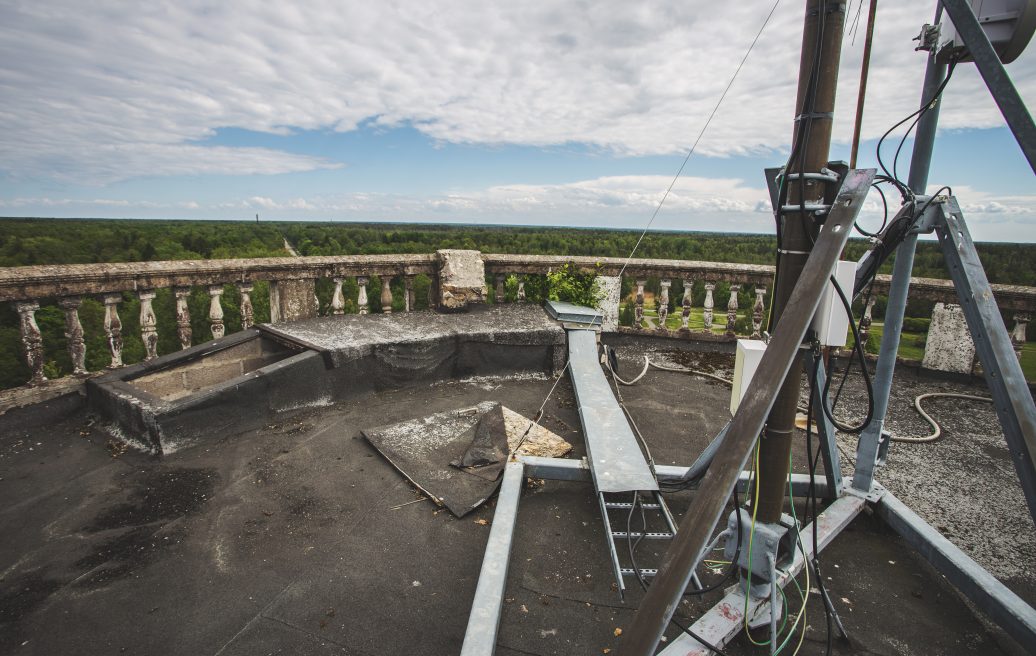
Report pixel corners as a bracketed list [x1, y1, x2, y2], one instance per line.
[853, 18, 947, 492]
[757, 0, 846, 523]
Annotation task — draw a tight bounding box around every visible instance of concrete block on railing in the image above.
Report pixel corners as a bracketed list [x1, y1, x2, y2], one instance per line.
[596, 275, 620, 332]
[437, 249, 486, 311]
[922, 302, 975, 374]
[270, 278, 318, 323]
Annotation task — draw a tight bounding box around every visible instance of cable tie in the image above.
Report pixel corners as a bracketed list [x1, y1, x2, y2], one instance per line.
[809, 1, 847, 15]
[777, 248, 811, 256]
[779, 203, 830, 215]
[794, 111, 834, 122]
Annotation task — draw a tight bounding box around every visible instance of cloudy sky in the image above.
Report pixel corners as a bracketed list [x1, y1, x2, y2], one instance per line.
[1, 1, 1034, 241]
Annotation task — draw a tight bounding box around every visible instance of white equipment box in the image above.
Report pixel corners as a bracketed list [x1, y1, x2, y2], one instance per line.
[812, 260, 857, 348]
[730, 339, 767, 416]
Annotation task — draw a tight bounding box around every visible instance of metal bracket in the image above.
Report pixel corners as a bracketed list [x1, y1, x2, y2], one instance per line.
[764, 160, 849, 223]
[845, 481, 886, 504]
[914, 22, 941, 52]
[876, 429, 892, 467]
[724, 510, 796, 598]
[907, 194, 949, 234]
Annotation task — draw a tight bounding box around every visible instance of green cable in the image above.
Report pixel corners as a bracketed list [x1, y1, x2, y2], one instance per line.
[741, 441, 790, 646]
[774, 452, 810, 656]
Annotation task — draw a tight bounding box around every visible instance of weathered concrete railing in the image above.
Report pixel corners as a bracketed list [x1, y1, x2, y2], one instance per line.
[482, 253, 774, 337]
[1, 250, 1033, 388]
[0, 254, 436, 385]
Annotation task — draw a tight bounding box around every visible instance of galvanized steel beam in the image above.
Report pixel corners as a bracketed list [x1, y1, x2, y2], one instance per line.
[934, 200, 1036, 526]
[460, 460, 525, 656]
[520, 456, 830, 498]
[875, 490, 1036, 653]
[807, 352, 844, 499]
[568, 328, 659, 493]
[622, 168, 874, 655]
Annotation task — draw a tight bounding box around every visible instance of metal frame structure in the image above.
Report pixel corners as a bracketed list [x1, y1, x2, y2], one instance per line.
[461, 2, 1036, 654]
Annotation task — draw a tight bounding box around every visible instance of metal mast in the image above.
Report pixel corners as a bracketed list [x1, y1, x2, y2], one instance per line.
[756, 0, 847, 523]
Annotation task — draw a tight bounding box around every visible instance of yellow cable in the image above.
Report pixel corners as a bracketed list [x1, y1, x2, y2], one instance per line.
[785, 456, 810, 656]
[743, 440, 770, 645]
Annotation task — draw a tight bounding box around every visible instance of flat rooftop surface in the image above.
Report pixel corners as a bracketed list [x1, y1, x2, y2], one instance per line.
[261, 304, 564, 367]
[0, 334, 1032, 655]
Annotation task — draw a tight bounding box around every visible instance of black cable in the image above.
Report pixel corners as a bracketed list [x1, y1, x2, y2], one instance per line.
[872, 174, 915, 203]
[806, 356, 836, 656]
[876, 59, 958, 185]
[832, 274, 875, 411]
[854, 183, 888, 237]
[892, 110, 925, 184]
[669, 615, 733, 656]
[852, 195, 917, 298]
[626, 491, 650, 593]
[820, 275, 874, 433]
[683, 483, 743, 597]
[916, 185, 953, 217]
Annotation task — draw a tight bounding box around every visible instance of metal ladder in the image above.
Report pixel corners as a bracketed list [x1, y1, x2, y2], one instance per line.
[597, 490, 681, 598]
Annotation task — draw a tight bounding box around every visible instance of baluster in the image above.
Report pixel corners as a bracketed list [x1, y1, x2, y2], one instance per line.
[681, 279, 693, 331]
[1011, 313, 1030, 361]
[58, 296, 87, 375]
[138, 290, 159, 361]
[657, 280, 671, 330]
[16, 301, 46, 385]
[330, 278, 346, 316]
[726, 284, 741, 336]
[381, 277, 394, 314]
[405, 275, 415, 312]
[858, 296, 877, 352]
[174, 287, 192, 349]
[357, 276, 369, 315]
[208, 286, 225, 338]
[703, 282, 715, 331]
[751, 287, 767, 339]
[238, 282, 255, 328]
[634, 279, 645, 329]
[102, 294, 124, 368]
[495, 274, 506, 304]
[517, 278, 526, 303]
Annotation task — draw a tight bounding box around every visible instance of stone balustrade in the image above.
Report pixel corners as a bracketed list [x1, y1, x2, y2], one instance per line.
[0, 254, 436, 386]
[481, 253, 775, 336]
[1, 251, 1034, 388]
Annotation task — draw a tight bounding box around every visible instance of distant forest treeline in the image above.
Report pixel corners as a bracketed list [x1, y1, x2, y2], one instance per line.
[0, 217, 1034, 389]
[2, 217, 1034, 285]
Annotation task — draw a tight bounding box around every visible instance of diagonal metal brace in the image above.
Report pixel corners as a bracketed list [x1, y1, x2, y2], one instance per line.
[934, 199, 1036, 527]
[621, 168, 876, 655]
[939, 0, 1036, 175]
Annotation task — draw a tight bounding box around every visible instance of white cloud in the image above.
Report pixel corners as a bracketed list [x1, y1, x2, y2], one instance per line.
[0, 1, 1032, 184]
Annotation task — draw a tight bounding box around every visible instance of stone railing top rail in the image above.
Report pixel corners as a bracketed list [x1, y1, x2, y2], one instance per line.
[0, 251, 1033, 312]
[869, 274, 1035, 312]
[481, 253, 775, 283]
[0, 254, 437, 301]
